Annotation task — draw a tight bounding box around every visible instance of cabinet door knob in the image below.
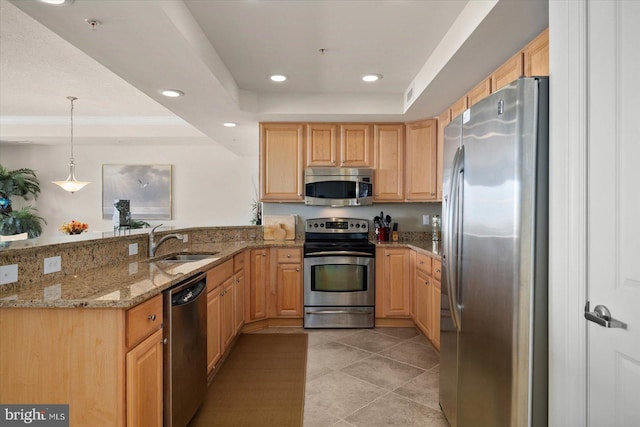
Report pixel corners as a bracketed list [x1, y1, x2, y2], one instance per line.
[435, 269, 441, 273]
[162, 338, 168, 344]
[296, 268, 300, 272]
[148, 314, 156, 321]
[262, 253, 266, 257]
[287, 254, 291, 258]
[426, 280, 429, 285]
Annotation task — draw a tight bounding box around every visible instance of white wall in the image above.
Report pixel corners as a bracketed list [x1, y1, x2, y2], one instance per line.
[0, 144, 258, 237]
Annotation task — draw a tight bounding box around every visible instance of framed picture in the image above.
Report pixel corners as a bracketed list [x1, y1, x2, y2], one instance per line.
[102, 164, 172, 220]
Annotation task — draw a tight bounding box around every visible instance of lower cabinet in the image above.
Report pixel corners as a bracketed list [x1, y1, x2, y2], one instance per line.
[411, 251, 441, 350]
[126, 328, 164, 427]
[414, 268, 432, 338]
[206, 285, 222, 373]
[376, 247, 411, 318]
[274, 248, 303, 317]
[249, 248, 270, 320]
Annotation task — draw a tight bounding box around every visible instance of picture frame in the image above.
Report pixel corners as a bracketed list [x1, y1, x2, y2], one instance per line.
[102, 164, 172, 220]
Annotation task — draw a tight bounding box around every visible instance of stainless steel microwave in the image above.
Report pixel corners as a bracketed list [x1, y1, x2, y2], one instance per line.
[304, 168, 373, 206]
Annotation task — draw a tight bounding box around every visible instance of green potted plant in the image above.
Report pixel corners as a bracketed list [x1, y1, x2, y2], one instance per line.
[0, 165, 46, 238]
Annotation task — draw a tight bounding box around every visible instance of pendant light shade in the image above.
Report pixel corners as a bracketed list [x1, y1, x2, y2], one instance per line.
[52, 96, 90, 193]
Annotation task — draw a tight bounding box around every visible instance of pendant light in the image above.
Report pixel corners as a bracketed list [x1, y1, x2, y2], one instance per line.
[52, 96, 90, 193]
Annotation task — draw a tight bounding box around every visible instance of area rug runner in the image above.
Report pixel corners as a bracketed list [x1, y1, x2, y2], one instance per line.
[189, 333, 308, 427]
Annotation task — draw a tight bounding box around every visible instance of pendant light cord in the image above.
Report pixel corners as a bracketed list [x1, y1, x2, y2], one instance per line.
[67, 96, 77, 163]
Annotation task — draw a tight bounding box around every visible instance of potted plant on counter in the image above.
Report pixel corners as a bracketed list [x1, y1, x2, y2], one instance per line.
[0, 165, 46, 238]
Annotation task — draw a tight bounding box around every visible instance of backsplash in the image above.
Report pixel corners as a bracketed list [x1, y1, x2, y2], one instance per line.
[0, 226, 263, 290]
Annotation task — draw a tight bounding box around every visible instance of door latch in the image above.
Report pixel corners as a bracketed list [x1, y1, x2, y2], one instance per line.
[584, 301, 627, 329]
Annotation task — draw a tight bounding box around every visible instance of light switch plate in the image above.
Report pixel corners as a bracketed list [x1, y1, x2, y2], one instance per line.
[422, 215, 430, 225]
[44, 256, 62, 274]
[0, 264, 18, 285]
[182, 234, 188, 243]
[129, 243, 138, 256]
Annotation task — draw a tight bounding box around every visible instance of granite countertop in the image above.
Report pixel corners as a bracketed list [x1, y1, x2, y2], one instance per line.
[0, 238, 440, 310]
[373, 240, 443, 258]
[0, 240, 303, 310]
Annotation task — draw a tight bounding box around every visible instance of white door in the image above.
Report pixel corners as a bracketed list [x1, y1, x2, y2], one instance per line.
[587, 1, 640, 425]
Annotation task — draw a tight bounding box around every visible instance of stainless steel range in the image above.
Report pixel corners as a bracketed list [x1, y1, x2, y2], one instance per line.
[303, 217, 375, 328]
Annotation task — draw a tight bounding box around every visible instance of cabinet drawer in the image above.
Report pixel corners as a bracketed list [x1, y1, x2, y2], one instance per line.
[415, 252, 432, 274]
[207, 259, 234, 292]
[126, 295, 163, 349]
[433, 259, 442, 281]
[276, 248, 302, 263]
[233, 252, 245, 272]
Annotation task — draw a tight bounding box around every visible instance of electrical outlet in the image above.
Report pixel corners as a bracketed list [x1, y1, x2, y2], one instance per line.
[129, 243, 138, 256]
[129, 262, 138, 275]
[44, 256, 62, 275]
[422, 215, 430, 225]
[0, 264, 18, 285]
[44, 284, 62, 301]
[182, 234, 189, 243]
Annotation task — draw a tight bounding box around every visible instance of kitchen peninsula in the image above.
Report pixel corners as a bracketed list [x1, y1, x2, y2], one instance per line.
[0, 225, 440, 426]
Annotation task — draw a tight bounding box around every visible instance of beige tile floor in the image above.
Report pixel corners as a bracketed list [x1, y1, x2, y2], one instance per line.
[252, 327, 449, 427]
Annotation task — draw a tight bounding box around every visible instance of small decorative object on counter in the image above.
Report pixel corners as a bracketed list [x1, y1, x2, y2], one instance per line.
[392, 222, 399, 242]
[60, 220, 88, 235]
[432, 215, 441, 241]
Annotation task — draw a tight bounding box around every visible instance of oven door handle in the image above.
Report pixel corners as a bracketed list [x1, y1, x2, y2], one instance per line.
[304, 250, 374, 257]
[305, 310, 372, 315]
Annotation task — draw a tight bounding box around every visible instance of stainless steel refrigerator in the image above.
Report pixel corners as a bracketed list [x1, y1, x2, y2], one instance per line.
[440, 77, 549, 427]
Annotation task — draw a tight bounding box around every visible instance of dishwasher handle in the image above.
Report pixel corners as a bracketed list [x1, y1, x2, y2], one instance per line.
[170, 272, 207, 307]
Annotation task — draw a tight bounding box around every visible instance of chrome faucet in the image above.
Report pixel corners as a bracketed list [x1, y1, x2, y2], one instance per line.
[149, 224, 184, 257]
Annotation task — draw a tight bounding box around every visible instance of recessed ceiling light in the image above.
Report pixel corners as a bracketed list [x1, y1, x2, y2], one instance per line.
[223, 122, 237, 128]
[39, 0, 73, 5]
[160, 89, 184, 97]
[269, 74, 288, 82]
[362, 74, 382, 82]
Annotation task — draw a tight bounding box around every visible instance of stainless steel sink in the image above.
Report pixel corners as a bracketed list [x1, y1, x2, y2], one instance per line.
[156, 252, 219, 262]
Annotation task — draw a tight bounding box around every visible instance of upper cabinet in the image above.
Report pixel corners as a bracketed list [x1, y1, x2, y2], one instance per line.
[436, 110, 450, 202]
[305, 123, 373, 168]
[491, 51, 524, 91]
[524, 28, 549, 77]
[339, 124, 374, 167]
[405, 119, 438, 201]
[260, 123, 304, 202]
[467, 78, 492, 108]
[450, 95, 468, 121]
[373, 124, 405, 202]
[305, 124, 338, 167]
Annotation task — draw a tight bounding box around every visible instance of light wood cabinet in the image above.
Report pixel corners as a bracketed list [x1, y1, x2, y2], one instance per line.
[410, 251, 442, 349]
[126, 328, 164, 427]
[260, 123, 304, 202]
[221, 277, 235, 351]
[233, 252, 247, 334]
[274, 248, 303, 317]
[206, 259, 235, 374]
[491, 51, 524, 91]
[248, 248, 270, 321]
[405, 119, 437, 201]
[206, 285, 222, 373]
[415, 268, 432, 338]
[450, 95, 468, 121]
[0, 295, 167, 426]
[467, 77, 492, 107]
[432, 278, 441, 350]
[376, 247, 411, 317]
[524, 28, 549, 77]
[437, 110, 450, 202]
[373, 124, 405, 202]
[306, 123, 338, 167]
[339, 124, 373, 167]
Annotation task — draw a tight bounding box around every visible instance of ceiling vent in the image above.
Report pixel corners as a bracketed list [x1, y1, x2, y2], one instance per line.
[406, 87, 414, 103]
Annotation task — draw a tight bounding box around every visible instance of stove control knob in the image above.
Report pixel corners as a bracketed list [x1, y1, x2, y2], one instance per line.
[362, 223, 367, 230]
[355, 223, 360, 228]
[313, 223, 319, 228]
[320, 223, 324, 227]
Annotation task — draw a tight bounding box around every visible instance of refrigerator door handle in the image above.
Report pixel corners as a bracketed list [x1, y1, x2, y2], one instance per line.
[445, 146, 464, 331]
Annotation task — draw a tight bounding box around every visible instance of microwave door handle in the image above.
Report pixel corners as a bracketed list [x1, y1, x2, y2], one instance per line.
[355, 179, 360, 205]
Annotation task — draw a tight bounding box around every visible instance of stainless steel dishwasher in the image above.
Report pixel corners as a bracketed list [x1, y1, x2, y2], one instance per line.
[163, 272, 207, 427]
